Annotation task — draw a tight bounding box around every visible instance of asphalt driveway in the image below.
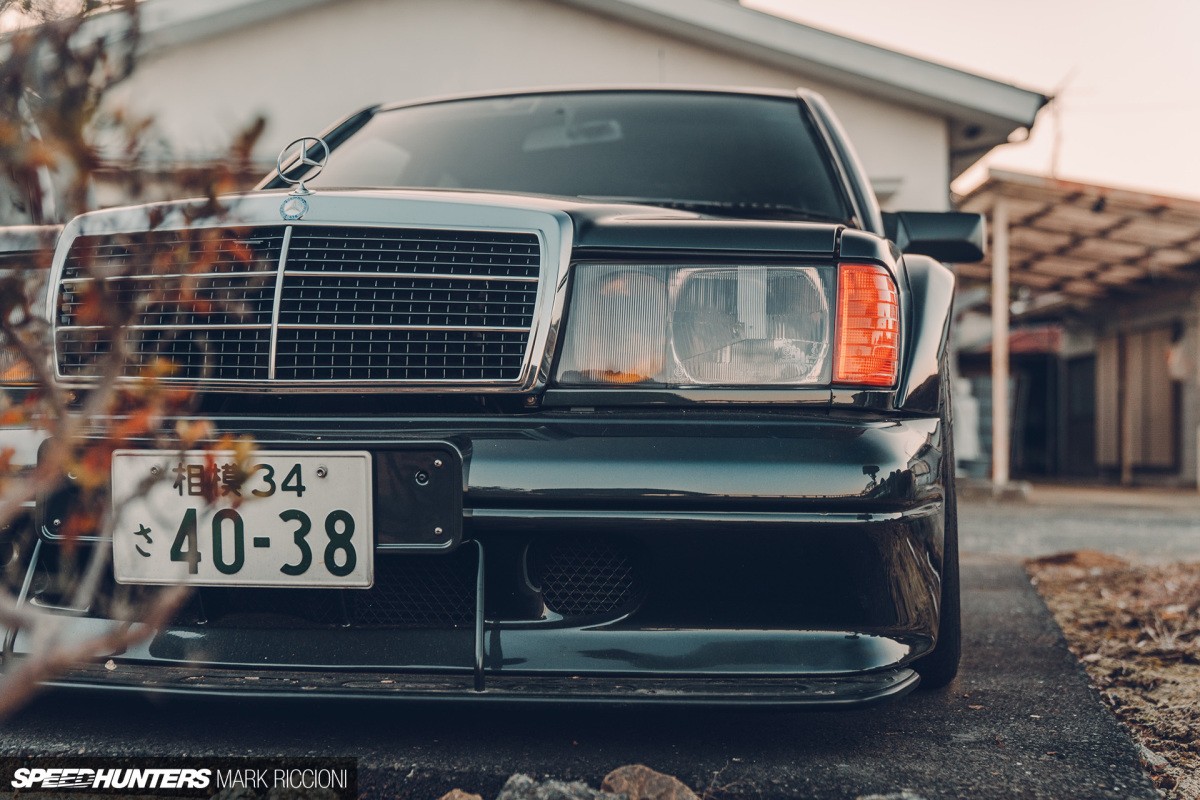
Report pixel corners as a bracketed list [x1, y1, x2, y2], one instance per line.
[0, 548, 1160, 799]
[961, 484, 1200, 562]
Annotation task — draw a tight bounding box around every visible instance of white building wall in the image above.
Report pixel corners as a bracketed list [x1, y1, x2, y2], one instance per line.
[108, 0, 951, 210]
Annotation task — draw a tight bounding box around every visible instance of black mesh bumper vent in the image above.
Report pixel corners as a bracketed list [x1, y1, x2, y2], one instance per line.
[532, 538, 644, 617]
[353, 552, 476, 628]
[176, 550, 477, 630]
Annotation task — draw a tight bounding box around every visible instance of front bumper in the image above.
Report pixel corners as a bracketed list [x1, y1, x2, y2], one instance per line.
[7, 409, 948, 706]
[45, 661, 919, 708]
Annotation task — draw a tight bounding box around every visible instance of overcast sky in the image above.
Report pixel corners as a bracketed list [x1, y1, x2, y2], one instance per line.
[747, 0, 1200, 200]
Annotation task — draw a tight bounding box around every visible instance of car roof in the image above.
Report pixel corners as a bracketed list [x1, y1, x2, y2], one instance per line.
[374, 85, 811, 114]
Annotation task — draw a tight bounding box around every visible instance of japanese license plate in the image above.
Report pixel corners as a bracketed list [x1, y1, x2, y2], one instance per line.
[111, 450, 373, 588]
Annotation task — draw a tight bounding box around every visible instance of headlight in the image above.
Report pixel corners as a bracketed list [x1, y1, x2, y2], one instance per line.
[555, 264, 835, 387]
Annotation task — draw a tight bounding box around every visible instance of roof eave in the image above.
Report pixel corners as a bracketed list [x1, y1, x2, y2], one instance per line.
[133, 0, 334, 54]
[98, 0, 1050, 177]
[560, 0, 1048, 173]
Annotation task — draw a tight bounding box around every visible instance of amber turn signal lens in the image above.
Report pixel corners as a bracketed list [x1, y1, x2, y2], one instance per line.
[833, 263, 899, 387]
[0, 345, 36, 387]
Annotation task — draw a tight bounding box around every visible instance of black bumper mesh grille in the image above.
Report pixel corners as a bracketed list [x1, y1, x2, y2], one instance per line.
[166, 538, 644, 629]
[178, 549, 477, 630]
[532, 538, 644, 617]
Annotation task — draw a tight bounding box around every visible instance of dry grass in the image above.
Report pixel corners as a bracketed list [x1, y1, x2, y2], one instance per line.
[1027, 551, 1200, 799]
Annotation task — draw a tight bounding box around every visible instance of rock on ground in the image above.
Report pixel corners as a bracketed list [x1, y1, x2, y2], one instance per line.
[601, 765, 699, 800]
[495, 773, 627, 800]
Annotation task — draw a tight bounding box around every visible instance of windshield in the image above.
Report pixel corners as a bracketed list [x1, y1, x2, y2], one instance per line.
[306, 91, 854, 223]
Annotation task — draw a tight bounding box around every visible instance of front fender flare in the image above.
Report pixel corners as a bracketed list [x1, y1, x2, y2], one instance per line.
[897, 254, 955, 413]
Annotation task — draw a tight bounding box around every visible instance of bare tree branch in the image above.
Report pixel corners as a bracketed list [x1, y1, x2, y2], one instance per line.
[0, 0, 266, 717]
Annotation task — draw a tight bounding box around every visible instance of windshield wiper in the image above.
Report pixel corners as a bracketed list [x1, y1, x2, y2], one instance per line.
[578, 196, 850, 224]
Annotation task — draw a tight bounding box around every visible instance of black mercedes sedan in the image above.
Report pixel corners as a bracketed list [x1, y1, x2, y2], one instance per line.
[11, 87, 984, 706]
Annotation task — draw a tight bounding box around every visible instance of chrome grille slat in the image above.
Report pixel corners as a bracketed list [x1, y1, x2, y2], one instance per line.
[282, 269, 539, 283]
[61, 270, 281, 284]
[54, 223, 543, 386]
[276, 324, 529, 332]
[66, 324, 273, 330]
[281, 232, 539, 246]
[267, 225, 294, 382]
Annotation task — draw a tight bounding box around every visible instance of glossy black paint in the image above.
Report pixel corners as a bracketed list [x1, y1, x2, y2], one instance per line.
[21, 409, 948, 698]
[11, 87, 964, 706]
[541, 387, 833, 408]
[884, 210, 987, 263]
[46, 411, 944, 513]
[19, 504, 941, 674]
[898, 255, 957, 414]
[371, 445, 464, 550]
[567, 206, 840, 255]
[837, 227, 897, 268]
[43, 662, 920, 707]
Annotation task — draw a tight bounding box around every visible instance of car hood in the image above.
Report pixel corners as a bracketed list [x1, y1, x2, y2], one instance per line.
[60, 186, 845, 257]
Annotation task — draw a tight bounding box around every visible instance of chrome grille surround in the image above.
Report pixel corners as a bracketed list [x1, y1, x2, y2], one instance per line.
[48, 193, 568, 392]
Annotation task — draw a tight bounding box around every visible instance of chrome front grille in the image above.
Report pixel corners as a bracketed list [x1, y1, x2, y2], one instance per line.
[57, 327, 272, 381]
[284, 226, 540, 280]
[78, 275, 279, 328]
[274, 328, 530, 382]
[274, 226, 539, 382]
[56, 228, 282, 381]
[59, 228, 285, 283]
[54, 224, 544, 387]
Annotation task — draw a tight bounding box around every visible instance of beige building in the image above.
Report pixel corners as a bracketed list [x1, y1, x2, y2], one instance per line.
[101, 0, 1044, 213]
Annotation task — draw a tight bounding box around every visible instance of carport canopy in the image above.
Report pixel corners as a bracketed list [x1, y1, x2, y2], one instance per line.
[957, 169, 1200, 315]
[954, 169, 1200, 489]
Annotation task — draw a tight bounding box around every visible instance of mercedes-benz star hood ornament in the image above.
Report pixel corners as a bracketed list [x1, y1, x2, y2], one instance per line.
[276, 136, 330, 220]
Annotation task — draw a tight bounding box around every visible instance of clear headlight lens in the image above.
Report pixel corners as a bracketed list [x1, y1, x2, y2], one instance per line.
[556, 268, 668, 385]
[556, 264, 834, 387]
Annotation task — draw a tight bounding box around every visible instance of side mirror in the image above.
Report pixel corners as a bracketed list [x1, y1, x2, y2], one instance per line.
[882, 211, 986, 263]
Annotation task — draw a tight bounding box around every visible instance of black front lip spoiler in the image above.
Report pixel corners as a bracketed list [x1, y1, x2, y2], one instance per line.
[44, 662, 920, 708]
